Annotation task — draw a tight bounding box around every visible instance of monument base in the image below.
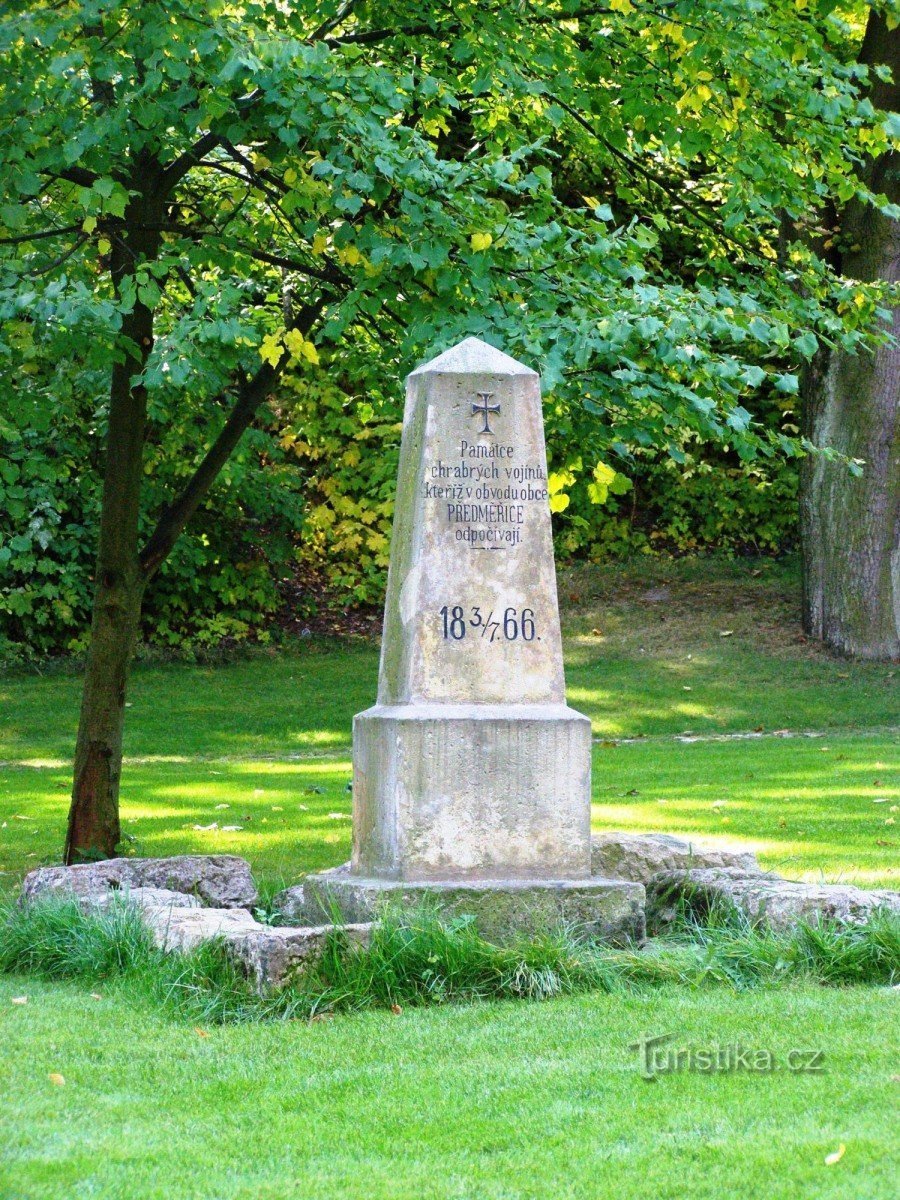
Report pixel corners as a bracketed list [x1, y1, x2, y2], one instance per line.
[353, 703, 592, 881]
[299, 864, 645, 945]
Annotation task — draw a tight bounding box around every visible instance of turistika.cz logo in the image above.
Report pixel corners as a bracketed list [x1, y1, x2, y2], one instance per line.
[629, 1033, 826, 1081]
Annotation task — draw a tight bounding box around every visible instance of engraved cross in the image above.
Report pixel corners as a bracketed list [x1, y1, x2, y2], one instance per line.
[471, 392, 500, 435]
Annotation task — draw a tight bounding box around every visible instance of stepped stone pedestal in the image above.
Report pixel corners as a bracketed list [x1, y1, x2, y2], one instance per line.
[302, 337, 640, 942]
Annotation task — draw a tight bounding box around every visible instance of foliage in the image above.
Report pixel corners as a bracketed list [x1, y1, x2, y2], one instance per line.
[0, 354, 305, 660]
[0, 1, 896, 657]
[277, 374, 399, 605]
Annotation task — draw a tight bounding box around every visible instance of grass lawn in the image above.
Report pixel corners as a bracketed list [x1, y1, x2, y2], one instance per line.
[1, 975, 896, 1200]
[0, 556, 897, 1198]
[1, 557, 896, 895]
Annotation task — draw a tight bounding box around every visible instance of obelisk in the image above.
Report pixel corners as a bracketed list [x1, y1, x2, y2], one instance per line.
[302, 338, 643, 940]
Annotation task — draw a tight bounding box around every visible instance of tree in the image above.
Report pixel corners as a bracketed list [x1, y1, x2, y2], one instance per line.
[0, 0, 894, 860]
[801, 9, 898, 659]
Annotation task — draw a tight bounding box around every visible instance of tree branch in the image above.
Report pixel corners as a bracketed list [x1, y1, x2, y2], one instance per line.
[0, 223, 84, 245]
[41, 166, 101, 188]
[138, 299, 328, 579]
[160, 131, 222, 192]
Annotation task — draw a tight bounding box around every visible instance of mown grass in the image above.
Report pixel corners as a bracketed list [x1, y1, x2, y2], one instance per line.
[2, 934, 898, 1198]
[1, 558, 896, 894]
[0, 557, 897, 1198]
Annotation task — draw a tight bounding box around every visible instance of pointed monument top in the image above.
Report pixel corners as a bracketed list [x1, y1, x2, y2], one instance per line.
[410, 336, 538, 378]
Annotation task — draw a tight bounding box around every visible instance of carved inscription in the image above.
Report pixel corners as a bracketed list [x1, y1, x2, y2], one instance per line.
[422, 392, 549, 552]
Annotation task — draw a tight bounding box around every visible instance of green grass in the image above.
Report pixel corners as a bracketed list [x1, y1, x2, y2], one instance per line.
[2, 971, 896, 1199]
[1, 557, 896, 894]
[3, 895, 897, 1024]
[0, 556, 897, 1198]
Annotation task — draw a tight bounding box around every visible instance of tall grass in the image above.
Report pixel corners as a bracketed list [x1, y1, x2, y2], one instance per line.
[1, 896, 897, 1026]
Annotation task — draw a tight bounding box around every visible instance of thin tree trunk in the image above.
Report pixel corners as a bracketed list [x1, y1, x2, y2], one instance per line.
[800, 12, 899, 661]
[64, 203, 158, 862]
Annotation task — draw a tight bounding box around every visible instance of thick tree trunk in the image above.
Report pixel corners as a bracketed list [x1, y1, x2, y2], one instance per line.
[800, 13, 899, 661]
[64, 202, 158, 862]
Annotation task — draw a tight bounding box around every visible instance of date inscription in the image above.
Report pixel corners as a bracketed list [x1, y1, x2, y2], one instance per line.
[439, 605, 537, 643]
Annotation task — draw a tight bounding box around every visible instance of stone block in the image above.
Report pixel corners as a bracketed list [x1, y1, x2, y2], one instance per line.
[647, 867, 900, 933]
[142, 906, 261, 953]
[224, 923, 373, 991]
[21, 855, 258, 909]
[300, 863, 645, 945]
[353, 703, 592, 881]
[87, 886, 201, 913]
[590, 832, 761, 884]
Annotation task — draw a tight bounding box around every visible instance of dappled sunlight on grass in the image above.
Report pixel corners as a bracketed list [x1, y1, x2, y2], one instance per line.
[2, 730, 895, 894]
[590, 734, 897, 888]
[1, 561, 896, 895]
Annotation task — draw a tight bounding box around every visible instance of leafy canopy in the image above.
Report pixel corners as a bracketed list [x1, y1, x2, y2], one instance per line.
[0, 0, 896, 493]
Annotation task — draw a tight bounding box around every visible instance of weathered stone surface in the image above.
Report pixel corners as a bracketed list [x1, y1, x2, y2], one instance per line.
[21, 855, 258, 909]
[141, 906, 262, 953]
[354, 704, 591, 880]
[300, 863, 645, 945]
[380, 338, 563, 706]
[140, 903, 371, 990]
[273, 884, 306, 924]
[351, 337, 593, 886]
[86, 886, 201, 912]
[647, 867, 900, 933]
[225, 923, 373, 991]
[590, 832, 761, 884]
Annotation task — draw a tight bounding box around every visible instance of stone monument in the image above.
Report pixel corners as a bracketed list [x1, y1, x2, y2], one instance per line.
[302, 337, 642, 941]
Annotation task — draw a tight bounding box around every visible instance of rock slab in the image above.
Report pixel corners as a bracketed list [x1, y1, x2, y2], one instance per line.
[647, 867, 900, 933]
[591, 832, 761, 884]
[292, 863, 645, 945]
[21, 855, 258, 909]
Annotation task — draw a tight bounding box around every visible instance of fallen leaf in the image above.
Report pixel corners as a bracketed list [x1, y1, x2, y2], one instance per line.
[48, 1073, 65, 1087]
[682, 686, 692, 691]
[11, 996, 27, 1005]
[194, 1027, 209, 1038]
[719, 630, 734, 637]
[271, 806, 283, 812]
[885, 818, 895, 826]
[824, 1144, 846, 1166]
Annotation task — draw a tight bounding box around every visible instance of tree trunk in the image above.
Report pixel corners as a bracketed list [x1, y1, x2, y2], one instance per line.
[800, 12, 899, 661]
[64, 203, 158, 862]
